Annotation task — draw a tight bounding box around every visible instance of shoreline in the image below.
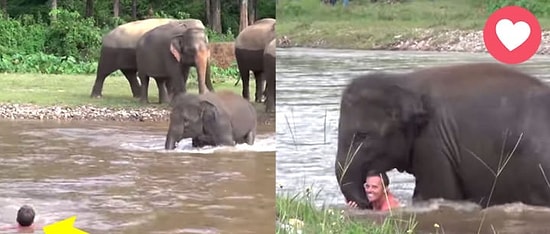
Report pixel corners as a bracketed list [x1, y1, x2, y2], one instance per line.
[0, 103, 275, 127]
[277, 29, 550, 55]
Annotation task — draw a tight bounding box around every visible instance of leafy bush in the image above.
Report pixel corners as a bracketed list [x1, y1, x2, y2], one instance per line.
[45, 9, 103, 62]
[483, 0, 550, 17]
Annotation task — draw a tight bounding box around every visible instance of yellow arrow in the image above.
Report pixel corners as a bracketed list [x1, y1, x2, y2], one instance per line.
[43, 216, 88, 234]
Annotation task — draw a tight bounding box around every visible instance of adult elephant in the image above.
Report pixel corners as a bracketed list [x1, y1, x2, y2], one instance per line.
[335, 62, 550, 209]
[136, 19, 214, 104]
[262, 38, 276, 113]
[164, 90, 257, 150]
[90, 18, 180, 99]
[234, 18, 276, 103]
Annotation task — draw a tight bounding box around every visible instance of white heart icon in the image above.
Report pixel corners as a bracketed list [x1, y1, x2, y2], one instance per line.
[495, 19, 531, 51]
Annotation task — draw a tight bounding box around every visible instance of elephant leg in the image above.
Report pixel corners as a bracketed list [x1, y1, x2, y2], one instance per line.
[205, 60, 215, 92]
[245, 130, 255, 145]
[90, 59, 117, 98]
[253, 71, 265, 103]
[265, 76, 275, 113]
[179, 66, 190, 94]
[239, 66, 251, 100]
[192, 135, 215, 148]
[156, 77, 170, 104]
[121, 69, 140, 98]
[138, 74, 150, 104]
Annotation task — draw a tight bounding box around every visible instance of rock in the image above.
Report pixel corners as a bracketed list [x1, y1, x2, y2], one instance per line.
[0, 103, 172, 122]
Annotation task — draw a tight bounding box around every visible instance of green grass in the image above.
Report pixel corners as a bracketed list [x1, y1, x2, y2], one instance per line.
[0, 73, 248, 108]
[276, 0, 550, 49]
[276, 187, 417, 234]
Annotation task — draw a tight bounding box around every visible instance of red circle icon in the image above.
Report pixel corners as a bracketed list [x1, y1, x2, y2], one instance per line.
[483, 6, 541, 64]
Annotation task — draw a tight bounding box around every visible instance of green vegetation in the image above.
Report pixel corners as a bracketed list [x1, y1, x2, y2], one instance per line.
[0, 1, 273, 109]
[276, 0, 550, 49]
[0, 1, 274, 75]
[0, 73, 247, 108]
[276, 187, 417, 234]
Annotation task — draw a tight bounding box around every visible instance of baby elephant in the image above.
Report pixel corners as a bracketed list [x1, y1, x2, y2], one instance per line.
[164, 90, 257, 150]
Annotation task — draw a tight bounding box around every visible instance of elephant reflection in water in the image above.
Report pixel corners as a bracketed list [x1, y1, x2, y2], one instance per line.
[336, 62, 550, 209]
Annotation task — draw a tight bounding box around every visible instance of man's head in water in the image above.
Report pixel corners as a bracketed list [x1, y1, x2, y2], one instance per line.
[16, 205, 35, 227]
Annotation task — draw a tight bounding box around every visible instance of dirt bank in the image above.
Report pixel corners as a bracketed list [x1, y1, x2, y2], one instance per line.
[277, 29, 550, 55]
[209, 42, 236, 68]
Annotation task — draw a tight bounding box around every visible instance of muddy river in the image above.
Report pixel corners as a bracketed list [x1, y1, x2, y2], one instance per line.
[0, 119, 275, 233]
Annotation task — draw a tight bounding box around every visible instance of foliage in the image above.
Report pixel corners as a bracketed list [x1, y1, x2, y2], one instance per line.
[0, 0, 275, 76]
[276, 0, 550, 50]
[45, 9, 103, 61]
[482, 0, 550, 17]
[276, 187, 417, 234]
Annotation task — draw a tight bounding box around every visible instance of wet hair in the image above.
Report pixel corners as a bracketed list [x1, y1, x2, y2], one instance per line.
[16, 205, 35, 227]
[366, 171, 390, 187]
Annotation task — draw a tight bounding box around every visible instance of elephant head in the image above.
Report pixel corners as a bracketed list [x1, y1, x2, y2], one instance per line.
[165, 93, 217, 150]
[335, 74, 429, 209]
[169, 25, 211, 95]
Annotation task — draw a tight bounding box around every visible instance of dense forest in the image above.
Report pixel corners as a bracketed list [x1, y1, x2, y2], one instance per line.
[0, 0, 276, 74]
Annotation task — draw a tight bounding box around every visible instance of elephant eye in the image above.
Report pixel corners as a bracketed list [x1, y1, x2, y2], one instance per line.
[354, 131, 371, 141]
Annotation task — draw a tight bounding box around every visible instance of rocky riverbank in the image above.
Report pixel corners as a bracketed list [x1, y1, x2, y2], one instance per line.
[277, 29, 550, 55]
[0, 103, 275, 126]
[0, 103, 171, 122]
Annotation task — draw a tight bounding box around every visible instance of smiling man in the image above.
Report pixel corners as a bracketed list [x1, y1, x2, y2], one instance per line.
[347, 171, 401, 211]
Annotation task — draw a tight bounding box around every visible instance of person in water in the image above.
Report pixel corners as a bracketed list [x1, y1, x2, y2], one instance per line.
[0, 205, 38, 233]
[16, 205, 36, 231]
[347, 171, 400, 211]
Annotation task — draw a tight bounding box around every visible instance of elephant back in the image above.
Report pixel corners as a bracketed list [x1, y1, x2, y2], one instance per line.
[264, 39, 276, 57]
[235, 18, 276, 51]
[171, 19, 206, 31]
[102, 18, 179, 49]
[200, 91, 255, 121]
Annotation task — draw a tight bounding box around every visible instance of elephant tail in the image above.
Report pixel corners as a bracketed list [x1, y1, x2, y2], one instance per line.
[234, 78, 240, 86]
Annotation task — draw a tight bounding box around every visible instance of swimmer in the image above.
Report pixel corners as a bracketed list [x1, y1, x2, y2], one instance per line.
[347, 171, 401, 211]
[0, 205, 40, 233]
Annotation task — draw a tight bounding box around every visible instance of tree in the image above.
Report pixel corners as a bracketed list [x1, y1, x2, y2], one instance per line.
[85, 0, 94, 18]
[132, 0, 137, 19]
[1, 0, 7, 16]
[248, 0, 256, 25]
[239, 0, 248, 32]
[50, 0, 57, 21]
[212, 0, 222, 33]
[113, 0, 120, 18]
[205, 0, 211, 27]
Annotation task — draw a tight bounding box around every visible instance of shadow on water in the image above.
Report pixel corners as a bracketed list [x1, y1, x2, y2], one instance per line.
[275, 47, 550, 233]
[0, 119, 275, 234]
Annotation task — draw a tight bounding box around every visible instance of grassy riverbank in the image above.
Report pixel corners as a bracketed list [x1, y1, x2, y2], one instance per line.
[276, 189, 417, 234]
[0, 73, 244, 108]
[276, 0, 550, 50]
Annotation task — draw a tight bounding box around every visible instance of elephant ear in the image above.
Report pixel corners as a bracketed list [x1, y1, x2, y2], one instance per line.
[200, 100, 218, 124]
[170, 37, 182, 62]
[387, 85, 429, 128]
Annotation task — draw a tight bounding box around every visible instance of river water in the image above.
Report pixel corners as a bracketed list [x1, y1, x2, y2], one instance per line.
[275, 48, 550, 233]
[0, 119, 275, 233]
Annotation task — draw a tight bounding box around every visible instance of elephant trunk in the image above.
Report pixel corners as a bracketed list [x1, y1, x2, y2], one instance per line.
[195, 45, 210, 94]
[335, 150, 371, 209]
[165, 121, 184, 150]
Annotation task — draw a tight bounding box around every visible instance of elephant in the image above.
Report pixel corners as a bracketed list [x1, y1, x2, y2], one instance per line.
[262, 38, 276, 113]
[234, 18, 276, 103]
[135, 19, 214, 104]
[335, 62, 550, 210]
[164, 90, 257, 150]
[90, 18, 181, 99]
